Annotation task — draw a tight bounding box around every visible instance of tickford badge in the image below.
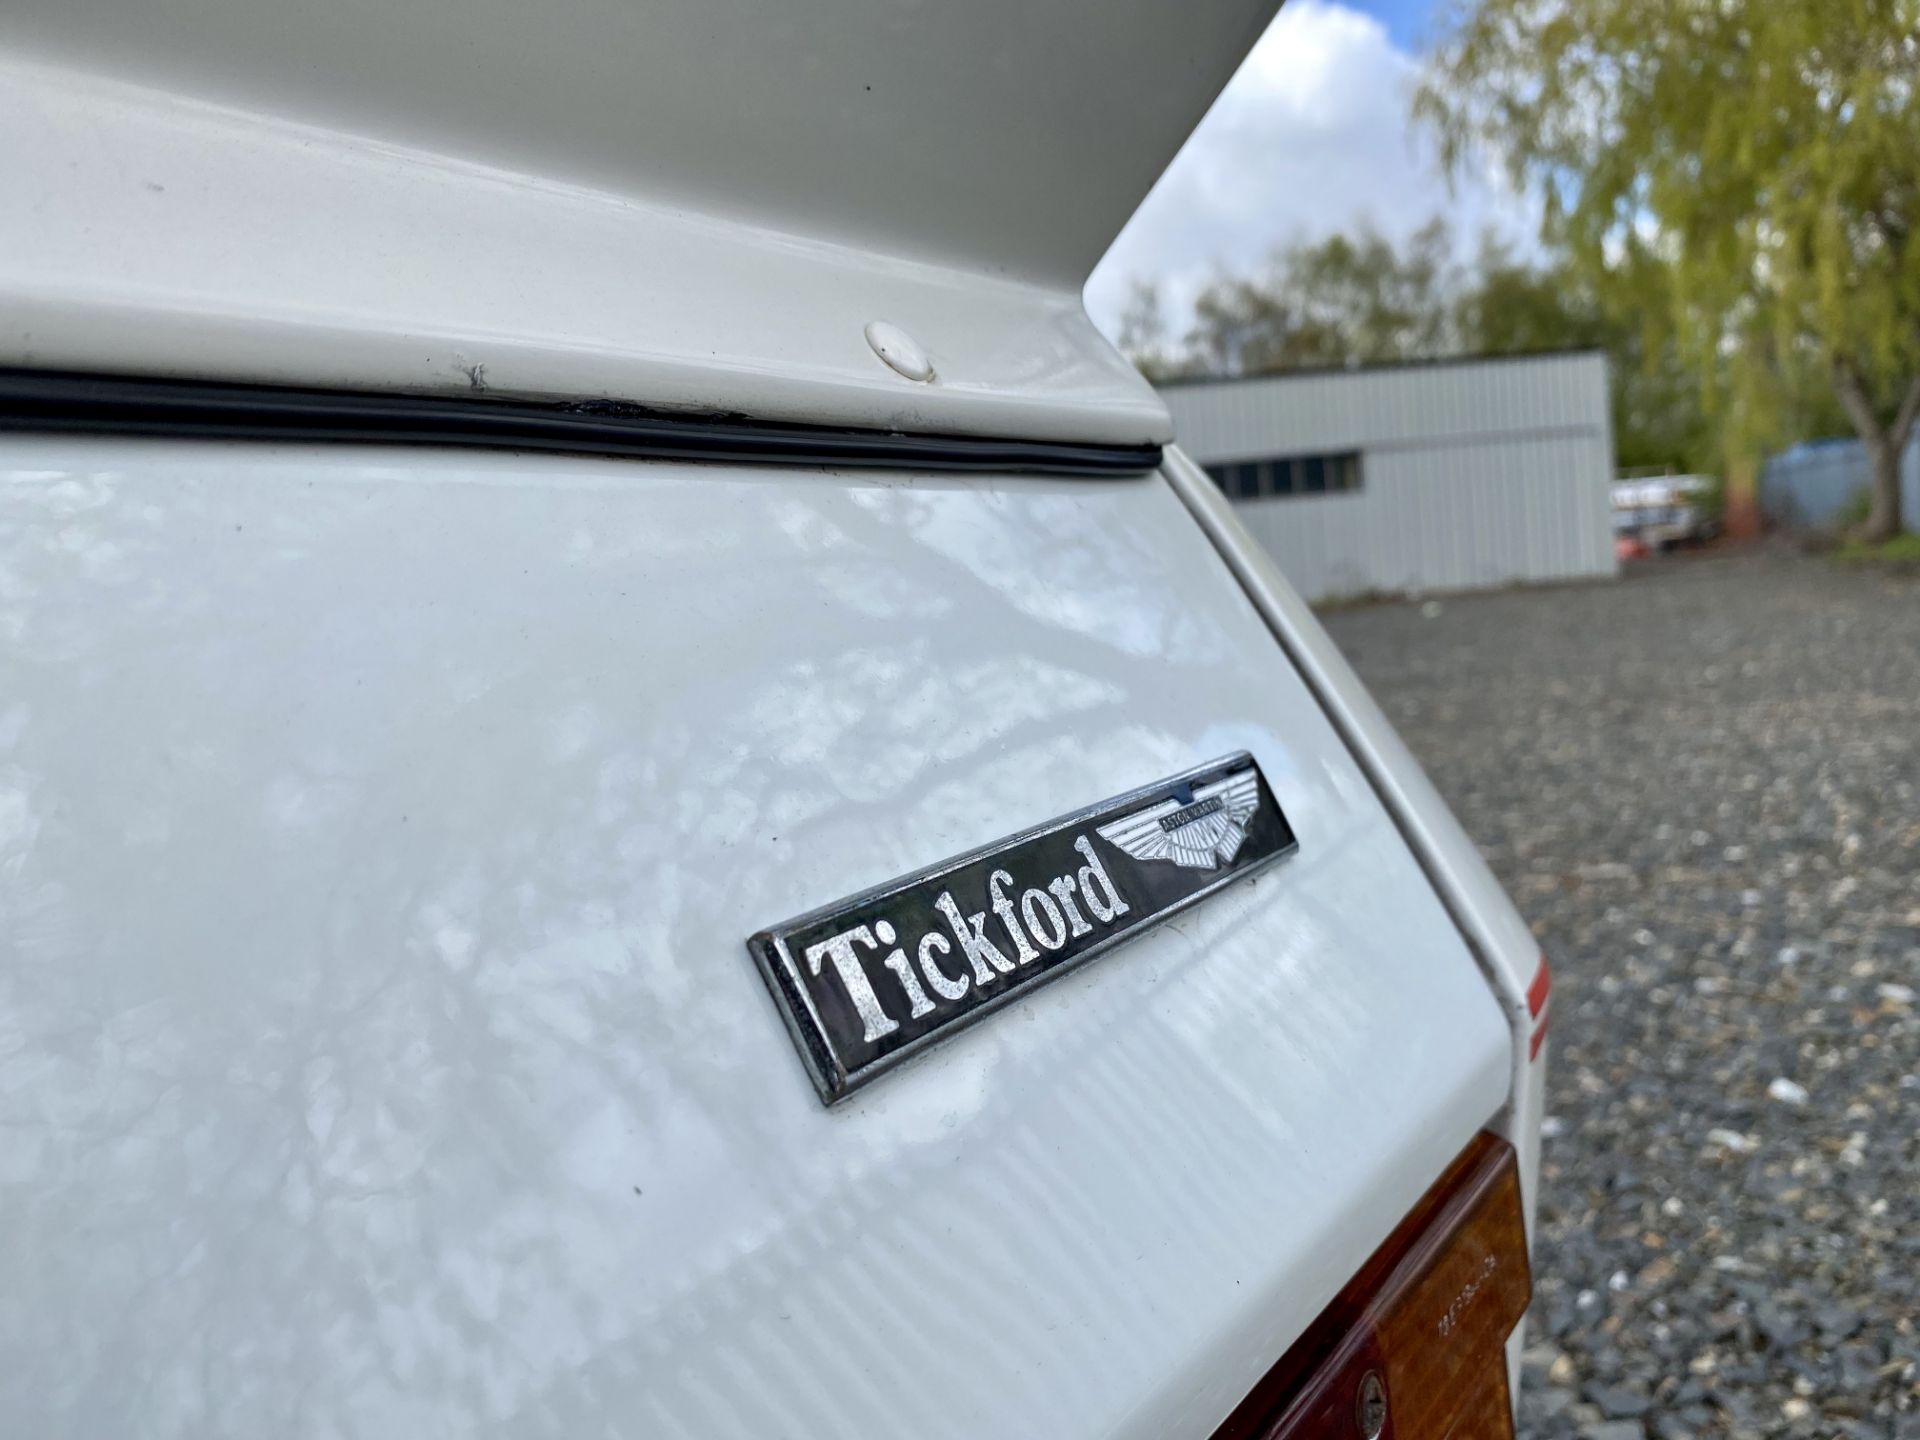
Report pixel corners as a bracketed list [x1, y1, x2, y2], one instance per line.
[748, 752, 1297, 1104]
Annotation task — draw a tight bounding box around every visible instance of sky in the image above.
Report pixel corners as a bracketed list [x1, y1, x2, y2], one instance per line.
[1351, 0, 1440, 48]
[1084, 0, 1538, 345]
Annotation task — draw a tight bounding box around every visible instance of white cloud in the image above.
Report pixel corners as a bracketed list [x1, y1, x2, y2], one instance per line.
[1084, 0, 1539, 342]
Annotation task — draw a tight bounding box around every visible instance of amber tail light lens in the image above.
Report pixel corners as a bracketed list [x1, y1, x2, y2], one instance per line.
[1212, 1131, 1532, 1440]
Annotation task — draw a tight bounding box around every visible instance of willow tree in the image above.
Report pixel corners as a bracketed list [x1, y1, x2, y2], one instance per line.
[1419, 0, 1920, 539]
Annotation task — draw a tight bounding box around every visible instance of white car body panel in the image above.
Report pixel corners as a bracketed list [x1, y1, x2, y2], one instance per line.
[1163, 447, 1551, 1386]
[0, 437, 1510, 1438]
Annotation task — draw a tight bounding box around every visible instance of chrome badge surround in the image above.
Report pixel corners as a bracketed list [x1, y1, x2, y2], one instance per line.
[748, 752, 1298, 1104]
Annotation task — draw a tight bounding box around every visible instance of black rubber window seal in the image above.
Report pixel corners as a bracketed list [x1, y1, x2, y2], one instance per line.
[0, 369, 1162, 478]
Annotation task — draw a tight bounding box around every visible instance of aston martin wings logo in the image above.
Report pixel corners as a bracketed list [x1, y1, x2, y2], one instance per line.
[1095, 768, 1262, 870]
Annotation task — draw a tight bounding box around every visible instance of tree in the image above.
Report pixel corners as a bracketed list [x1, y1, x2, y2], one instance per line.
[1114, 280, 1191, 384]
[1453, 235, 1605, 356]
[1418, 0, 1920, 539]
[1282, 219, 1457, 364]
[1455, 237, 1716, 471]
[1184, 219, 1459, 375]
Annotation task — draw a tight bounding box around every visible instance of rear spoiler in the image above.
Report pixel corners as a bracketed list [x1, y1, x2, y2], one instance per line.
[0, 0, 1279, 444]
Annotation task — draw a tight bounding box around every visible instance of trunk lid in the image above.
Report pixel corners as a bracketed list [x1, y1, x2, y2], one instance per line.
[0, 438, 1509, 1437]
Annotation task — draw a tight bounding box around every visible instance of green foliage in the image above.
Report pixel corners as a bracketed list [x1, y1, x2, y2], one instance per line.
[1453, 234, 1604, 355]
[1464, 236, 1720, 469]
[1417, 0, 1920, 538]
[1833, 532, 1920, 567]
[1184, 220, 1456, 374]
[1113, 279, 1193, 385]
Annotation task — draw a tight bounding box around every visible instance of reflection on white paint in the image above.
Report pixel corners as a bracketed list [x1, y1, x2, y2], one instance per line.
[0, 437, 1505, 1440]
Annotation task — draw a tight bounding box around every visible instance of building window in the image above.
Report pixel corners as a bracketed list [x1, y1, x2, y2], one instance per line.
[1204, 451, 1361, 501]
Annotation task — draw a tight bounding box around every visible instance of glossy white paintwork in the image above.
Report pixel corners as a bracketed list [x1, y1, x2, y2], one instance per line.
[0, 438, 1510, 1438]
[1163, 446, 1549, 1389]
[0, 0, 1275, 441]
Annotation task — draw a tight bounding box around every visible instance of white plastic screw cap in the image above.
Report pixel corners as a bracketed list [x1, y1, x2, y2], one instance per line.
[864, 320, 935, 383]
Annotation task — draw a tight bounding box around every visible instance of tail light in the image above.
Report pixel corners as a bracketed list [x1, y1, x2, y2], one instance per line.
[1212, 1132, 1531, 1440]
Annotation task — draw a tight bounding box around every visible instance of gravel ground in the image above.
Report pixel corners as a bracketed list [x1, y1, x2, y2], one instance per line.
[1323, 547, 1920, 1440]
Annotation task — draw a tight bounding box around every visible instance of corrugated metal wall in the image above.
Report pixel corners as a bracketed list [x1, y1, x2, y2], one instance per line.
[1759, 435, 1920, 531]
[1162, 352, 1618, 602]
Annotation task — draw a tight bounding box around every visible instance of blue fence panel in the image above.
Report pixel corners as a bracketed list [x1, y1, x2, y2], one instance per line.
[1760, 433, 1920, 531]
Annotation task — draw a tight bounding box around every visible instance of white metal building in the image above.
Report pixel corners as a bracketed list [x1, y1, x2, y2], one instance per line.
[1162, 351, 1618, 603]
